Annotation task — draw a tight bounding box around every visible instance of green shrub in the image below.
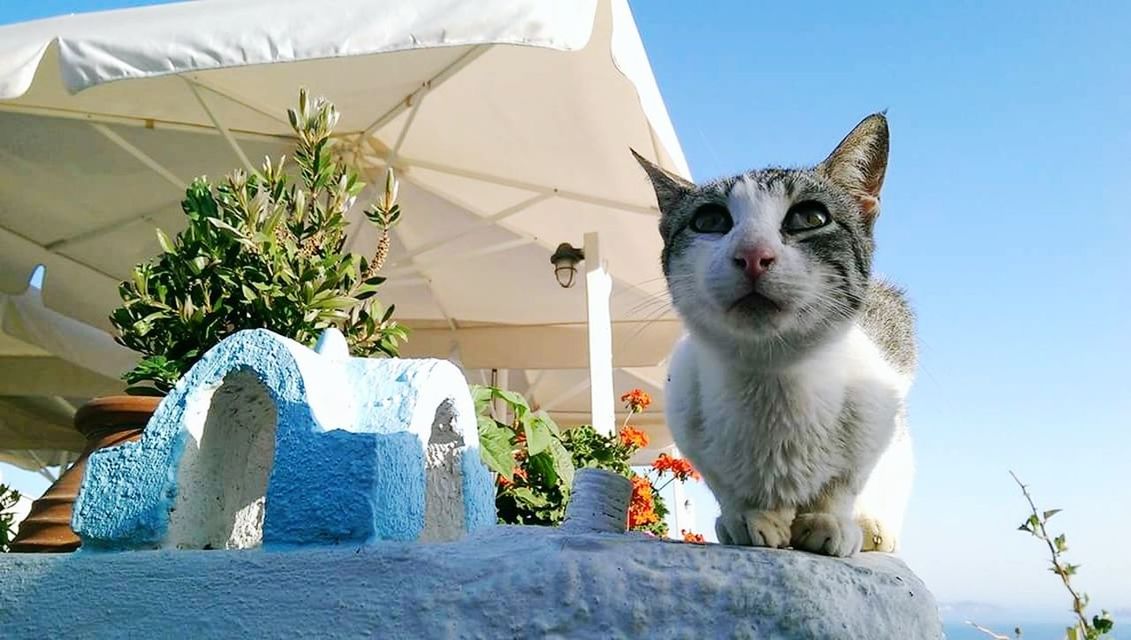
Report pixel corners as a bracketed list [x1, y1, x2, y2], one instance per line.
[111, 90, 406, 394]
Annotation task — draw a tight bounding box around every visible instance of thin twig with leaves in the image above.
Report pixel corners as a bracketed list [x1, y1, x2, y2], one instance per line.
[973, 474, 1115, 640]
[1010, 471, 1114, 640]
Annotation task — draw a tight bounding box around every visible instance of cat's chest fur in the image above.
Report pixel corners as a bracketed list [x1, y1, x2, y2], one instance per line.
[666, 324, 906, 510]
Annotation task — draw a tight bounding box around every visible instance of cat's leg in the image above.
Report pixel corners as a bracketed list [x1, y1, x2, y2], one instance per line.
[791, 483, 864, 557]
[854, 423, 913, 553]
[716, 506, 795, 548]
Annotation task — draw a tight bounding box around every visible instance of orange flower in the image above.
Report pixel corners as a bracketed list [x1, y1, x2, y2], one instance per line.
[497, 467, 525, 488]
[628, 475, 659, 528]
[651, 453, 701, 481]
[681, 530, 706, 544]
[620, 388, 652, 413]
[618, 425, 649, 450]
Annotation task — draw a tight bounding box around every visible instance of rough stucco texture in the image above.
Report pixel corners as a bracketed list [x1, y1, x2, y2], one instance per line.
[71, 328, 494, 550]
[0, 527, 943, 639]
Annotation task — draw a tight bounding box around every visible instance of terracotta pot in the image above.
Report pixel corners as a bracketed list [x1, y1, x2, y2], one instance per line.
[9, 395, 161, 553]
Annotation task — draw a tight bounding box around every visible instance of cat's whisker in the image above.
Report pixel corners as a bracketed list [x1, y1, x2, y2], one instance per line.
[627, 298, 675, 319]
[626, 275, 675, 288]
[619, 312, 677, 352]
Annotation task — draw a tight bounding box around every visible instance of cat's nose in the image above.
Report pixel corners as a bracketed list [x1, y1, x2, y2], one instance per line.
[733, 246, 777, 280]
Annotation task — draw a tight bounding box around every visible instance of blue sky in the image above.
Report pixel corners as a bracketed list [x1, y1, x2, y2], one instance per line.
[2, 0, 1129, 622]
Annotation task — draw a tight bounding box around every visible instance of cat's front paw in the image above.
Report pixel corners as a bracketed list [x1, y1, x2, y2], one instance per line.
[716, 509, 792, 548]
[858, 516, 897, 552]
[790, 513, 863, 557]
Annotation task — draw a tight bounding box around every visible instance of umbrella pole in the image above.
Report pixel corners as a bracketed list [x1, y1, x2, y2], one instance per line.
[584, 232, 614, 436]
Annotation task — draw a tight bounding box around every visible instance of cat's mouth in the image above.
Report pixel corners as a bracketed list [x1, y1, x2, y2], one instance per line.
[727, 290, 783, 315]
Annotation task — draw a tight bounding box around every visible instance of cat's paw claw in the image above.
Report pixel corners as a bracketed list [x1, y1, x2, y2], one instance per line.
[858, 516, 896, 552]
[732, 510, 789, 548]
[790, 513, 863, 557]
[717, 510, 792, 548]
[715, 515, 739, 545]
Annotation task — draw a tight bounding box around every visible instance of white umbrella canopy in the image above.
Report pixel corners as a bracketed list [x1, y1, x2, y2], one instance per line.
[0, 0, 688, 455]
[0, 272, 138, 467]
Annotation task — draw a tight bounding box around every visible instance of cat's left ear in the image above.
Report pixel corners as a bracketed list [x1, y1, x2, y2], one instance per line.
[818, 112, 889, 221]
[631, 148, 695, 212]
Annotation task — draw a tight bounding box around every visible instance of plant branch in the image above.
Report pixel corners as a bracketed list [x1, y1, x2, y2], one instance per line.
[965, 621, 1015, 640]
[1009, 470, 1090, 635]
[620, 409, 635, 433]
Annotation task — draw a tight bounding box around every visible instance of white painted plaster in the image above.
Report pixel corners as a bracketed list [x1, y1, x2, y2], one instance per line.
[166, 371, 277, 550]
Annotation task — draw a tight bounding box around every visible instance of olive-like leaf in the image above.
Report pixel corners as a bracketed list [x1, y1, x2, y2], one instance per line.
[110, 90, 405, 394]
[155, 229, 175, 253]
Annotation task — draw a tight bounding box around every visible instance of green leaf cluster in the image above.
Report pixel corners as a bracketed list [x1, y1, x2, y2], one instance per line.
[471, 384, 669, 535]
[472, 385, 575, 526]
[0, 484, 21, 552]
[111, 89, 407, 393]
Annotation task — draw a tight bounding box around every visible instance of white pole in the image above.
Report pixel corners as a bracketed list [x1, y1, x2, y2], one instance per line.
[584, 232, 615, 436]
[184, 79, 256, 174]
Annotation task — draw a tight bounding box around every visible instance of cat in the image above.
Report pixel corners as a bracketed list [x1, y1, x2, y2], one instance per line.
[632, 113, 916, 557]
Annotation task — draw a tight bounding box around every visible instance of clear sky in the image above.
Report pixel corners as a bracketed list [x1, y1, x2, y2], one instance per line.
[2, 0, 1128, 622]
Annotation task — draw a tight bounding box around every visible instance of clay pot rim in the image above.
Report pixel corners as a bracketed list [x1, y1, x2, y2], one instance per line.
[74, 394, 163, 438]
[10, 394, 158, 553]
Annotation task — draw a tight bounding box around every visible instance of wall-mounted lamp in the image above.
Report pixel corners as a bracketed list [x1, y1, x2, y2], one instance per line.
[549, 242, 585, 288]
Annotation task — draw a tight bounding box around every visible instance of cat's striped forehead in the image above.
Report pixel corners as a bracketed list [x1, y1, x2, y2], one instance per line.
[699, 167, 822, 201]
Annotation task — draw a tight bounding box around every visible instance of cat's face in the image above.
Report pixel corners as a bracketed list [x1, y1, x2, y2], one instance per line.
[635, 114, 889, 353]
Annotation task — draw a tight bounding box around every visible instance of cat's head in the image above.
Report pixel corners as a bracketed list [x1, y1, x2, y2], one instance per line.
[634, 113, 889, 358]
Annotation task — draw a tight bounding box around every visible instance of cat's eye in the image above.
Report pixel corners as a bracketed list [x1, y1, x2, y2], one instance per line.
[783, 201, 831, 233]
[689, 203, 733, 234]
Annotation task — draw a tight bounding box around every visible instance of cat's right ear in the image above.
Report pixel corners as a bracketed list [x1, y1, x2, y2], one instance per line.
[631, 148, 694, 212]
[817, 113, 889, 221]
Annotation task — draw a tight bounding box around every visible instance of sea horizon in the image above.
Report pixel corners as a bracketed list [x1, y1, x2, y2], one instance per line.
[943, 620, 1123, 640]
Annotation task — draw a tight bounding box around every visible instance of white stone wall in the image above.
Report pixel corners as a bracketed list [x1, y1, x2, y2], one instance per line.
[0, 526, 944, 639]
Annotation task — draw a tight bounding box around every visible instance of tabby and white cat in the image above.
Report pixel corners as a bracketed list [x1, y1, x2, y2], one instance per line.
[633, 114, 916, 557]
